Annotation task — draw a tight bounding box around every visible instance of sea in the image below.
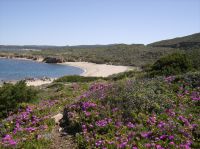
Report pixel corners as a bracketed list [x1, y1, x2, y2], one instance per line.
[0, 58, 83, 81]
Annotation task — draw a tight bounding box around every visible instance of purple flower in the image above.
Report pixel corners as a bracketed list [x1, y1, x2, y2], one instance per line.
[108, 141, 114, 144]
[9, 140, 17, 146]
[168, 135, 174, 140]
[95, 140, 103, 147]
[159, 135, 167, 140]
[190, 91, 200, 101]
[140, 132, 152, 138]
[179, 144, 191, 149]
[82, 124, 87, 129]
[166, 109, 175, 117]
[112, 108, 118, 112]
[157, 121, 166, 129]
[147, 115, 156, 125]
[115, 121, 123, 128]
[84, 111, 91, 117]
[96, 119, 108, 127]
[25, 127, 36, 133]
[169, 142, 175, 145]
[127, 122, 135, 128]
[2, 134, 12, 141]
[186, 140, 192, 146]
[107, 118, 112, 123]
[155, 144, 164, 149]
[81, 101, 97, 110]
[145, 143, 151, 148]
[119, 141, 127, 148]
[39, 125, 48, 130]
[178, 116, 190, 126]
[2, 135, 17, 146]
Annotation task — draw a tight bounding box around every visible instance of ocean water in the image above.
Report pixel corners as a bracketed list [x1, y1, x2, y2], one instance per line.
[0, 58, 84, 81]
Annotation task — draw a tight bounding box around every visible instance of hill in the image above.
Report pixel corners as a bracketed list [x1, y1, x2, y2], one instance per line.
[148, 33, 200, 50]
[0, 33, 200, 148]
[0, 33, 199, 67]
[0, 44, 177, 67]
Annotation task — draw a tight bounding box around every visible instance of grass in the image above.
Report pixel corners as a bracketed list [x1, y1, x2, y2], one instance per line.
[0, 49, 200, 148]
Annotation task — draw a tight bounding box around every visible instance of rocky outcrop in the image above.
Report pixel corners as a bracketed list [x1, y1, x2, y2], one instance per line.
[52, 113, 63, 125]
[43, 57, 65, 63]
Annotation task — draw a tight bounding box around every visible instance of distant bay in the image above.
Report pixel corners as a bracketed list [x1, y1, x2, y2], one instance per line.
[0, 58, 83, 81]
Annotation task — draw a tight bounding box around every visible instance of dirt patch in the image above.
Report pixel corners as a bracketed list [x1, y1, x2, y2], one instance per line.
[50, 125, 77, 149]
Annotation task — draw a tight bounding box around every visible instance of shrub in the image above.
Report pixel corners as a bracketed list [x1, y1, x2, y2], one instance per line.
[150, 52, 192, 76]
[55, 75, 102, 83]
[0, 81, 37, 118]
[187, 49, 200, 70]
[106, 70, 138, 81]
[106, 78, 175, 115]
[61, 73, 199, 148]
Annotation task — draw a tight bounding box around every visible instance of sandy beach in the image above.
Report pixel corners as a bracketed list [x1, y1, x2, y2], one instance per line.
[0, 57, 137, 86]
[62, 62, 135, 77]
[26, 62, 135, 86]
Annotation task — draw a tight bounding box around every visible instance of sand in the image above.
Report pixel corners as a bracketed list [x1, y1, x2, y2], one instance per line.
[62, 62, 135, 77]
[26, 62, 136, 86]
[26, 79, 55, 86]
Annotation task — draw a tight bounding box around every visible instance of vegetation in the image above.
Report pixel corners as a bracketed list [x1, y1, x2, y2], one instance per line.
[149, 32, 200, 50]
[187, 49, 200, 70]
[0, 81, 37, 118]
[55, 75, 102, 83]
[149, 53, 192, 76]
[106, 70, 141, 81]
[0, 82, 89, 148]
[1, 33, 199, 67]
[0, 33, 200, 148]
[61, 72, 200, 148]
[0, 71, 200, 148]
[0, 44, 177, 66]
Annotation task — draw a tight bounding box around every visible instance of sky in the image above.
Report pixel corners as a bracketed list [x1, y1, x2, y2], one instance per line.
[0, 0, 200, 46]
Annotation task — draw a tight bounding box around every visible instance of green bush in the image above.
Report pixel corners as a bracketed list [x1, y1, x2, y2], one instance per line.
[105, 78, 175, 116]
[0, 81, 37, 118]
[62, 73, 200, 148]
[187, 49, 200, 70]
[55, 75, 102, 83]
[150, 52, 192, 76]
[106, 70, 138, 81]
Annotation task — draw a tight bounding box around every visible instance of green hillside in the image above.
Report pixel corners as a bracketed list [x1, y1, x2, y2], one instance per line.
[148, 33, 200, 49]
[0, 33, 199, 67]
[0, 33, 200, 148]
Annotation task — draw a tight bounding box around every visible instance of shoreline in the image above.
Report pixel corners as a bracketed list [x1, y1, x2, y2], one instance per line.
[0, 56, 43, 62]
[0, 56, 138, 86]
[62, 62, 136, 77]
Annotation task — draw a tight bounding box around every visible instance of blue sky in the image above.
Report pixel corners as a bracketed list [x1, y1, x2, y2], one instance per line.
[0, 0, 200, 45]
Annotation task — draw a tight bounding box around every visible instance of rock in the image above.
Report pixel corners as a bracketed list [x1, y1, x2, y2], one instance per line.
[52, 113, 63, 125]
[58, 127, 63, 132]
[43, 57, 65, 63]
[60, 132, 68, 136]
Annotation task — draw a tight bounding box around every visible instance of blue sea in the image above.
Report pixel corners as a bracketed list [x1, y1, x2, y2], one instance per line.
[0, 58, 83, 81]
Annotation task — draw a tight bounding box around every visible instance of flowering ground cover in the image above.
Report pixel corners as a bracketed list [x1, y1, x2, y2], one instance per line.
[0, 82, 89, 148]
[0, 72, 199, 148]
[61, 72, 200, 148]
